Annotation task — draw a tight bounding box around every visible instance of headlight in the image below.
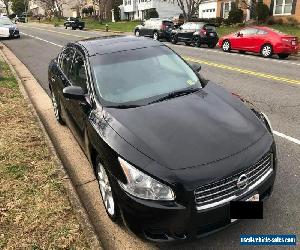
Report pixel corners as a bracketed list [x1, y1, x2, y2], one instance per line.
[118, 157, 175, 201]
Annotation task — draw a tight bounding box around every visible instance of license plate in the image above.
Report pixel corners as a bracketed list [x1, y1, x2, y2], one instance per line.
[230, 194, 259, 222]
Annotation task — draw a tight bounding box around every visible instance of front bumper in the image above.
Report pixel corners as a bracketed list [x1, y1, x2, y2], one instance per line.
[115, 157, 276, 242]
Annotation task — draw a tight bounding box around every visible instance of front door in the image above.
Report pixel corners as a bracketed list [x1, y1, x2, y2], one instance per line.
[66, 50, 92, 146]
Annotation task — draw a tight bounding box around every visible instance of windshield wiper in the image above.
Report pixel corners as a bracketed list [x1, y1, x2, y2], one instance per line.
[106, 104, 141, 109]
[149, 88, 200, 104]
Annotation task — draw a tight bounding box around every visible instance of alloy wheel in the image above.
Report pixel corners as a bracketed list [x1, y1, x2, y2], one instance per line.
[222, 41, 230, 52]
[51, 91, 59, 121]
[153, 32, 158, 40]
[97, 162, 115, 216]
[261, 45, 272, 58]
[135, 30, 140, 37]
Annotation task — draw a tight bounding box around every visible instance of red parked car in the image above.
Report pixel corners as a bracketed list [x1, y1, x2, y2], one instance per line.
[218, 26, 299, 59]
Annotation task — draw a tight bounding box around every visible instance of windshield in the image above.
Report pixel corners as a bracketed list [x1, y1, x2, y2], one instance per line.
[0, 18, 13, 25]
[90, 46, 202, 107]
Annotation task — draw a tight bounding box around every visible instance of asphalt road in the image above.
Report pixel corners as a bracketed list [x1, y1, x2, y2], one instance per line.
[2, 23, 299, 249]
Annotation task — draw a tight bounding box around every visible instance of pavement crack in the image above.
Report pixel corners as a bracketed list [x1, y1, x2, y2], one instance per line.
[75, 178, 97, 187]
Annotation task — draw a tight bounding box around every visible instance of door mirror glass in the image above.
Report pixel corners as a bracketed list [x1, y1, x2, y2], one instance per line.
[190, 63, 201, 72]
[63, 86, 85, 101]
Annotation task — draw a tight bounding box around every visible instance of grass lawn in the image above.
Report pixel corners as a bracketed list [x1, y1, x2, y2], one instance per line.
[0, 59, 88, 248]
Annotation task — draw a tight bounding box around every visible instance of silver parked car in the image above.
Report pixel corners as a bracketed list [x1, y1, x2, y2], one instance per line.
[0, 17, 20, 38]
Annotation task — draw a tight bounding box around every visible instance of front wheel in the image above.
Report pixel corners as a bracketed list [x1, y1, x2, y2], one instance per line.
[185, 42, 191, 46]
[135, 29, 140, 37]
[278, 53, 290, 59]
[171, 35, 178, 44]
[95, 157, 119, 221]
[208, 43, 216, 49]
[153, 31, 159, 41]
[261, 44, 273, 58]
[65, 25, 67, 29]
[222, 40, 231, 52]
[79, 27, 83, 30]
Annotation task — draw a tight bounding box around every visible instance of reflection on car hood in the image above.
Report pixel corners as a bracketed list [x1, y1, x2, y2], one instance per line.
[105, 82, 270, 170]
[0, 25, 17, 29]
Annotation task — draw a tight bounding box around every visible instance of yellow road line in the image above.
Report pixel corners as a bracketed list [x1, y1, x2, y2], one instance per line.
[184, 56, 300, 85]
[18, 24, 90, 39]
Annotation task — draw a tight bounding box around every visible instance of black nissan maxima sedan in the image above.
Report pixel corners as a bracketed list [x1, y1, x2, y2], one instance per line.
[48, 36, 277, 242]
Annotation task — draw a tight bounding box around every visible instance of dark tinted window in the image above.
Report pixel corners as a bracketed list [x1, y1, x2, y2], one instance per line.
[69, 52, 88, 93]
[60, 48, 75, 77]
[204, 25, 216, 31]
[162, 21, 174, 28]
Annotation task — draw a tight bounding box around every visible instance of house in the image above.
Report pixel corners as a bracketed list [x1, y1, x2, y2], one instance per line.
[199, 0, 299, 23]
[119, 0, 183, 20]
[199, 0, 218, 19]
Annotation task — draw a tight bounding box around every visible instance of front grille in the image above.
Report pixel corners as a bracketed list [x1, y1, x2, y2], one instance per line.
[194, 153, 273, 210]
[9, 29, 19, 36]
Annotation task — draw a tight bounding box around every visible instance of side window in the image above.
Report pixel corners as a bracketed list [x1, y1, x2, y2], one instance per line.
[69, 52, 88, 94]
[240, 28, 258, 36]
[60, 48, 75, 77]
[181, 23, 190, 30]
[257, 29, 268, 35]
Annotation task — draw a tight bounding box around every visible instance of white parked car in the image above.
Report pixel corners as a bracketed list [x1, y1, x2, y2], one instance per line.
[0, 17, 20, 38]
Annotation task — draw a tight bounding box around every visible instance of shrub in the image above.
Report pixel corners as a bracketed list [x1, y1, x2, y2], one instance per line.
[275, 17, 283, 25]
[266, 16, 275, 25]
[286, 16, 298, 26]
[113, 6, 121, 22]
[227, 8, 244, 24]
[189, 17, 224, 26]
[144, 8, 159, 20]
[54, 22, 59, 27]
[256, 3, 270, 23]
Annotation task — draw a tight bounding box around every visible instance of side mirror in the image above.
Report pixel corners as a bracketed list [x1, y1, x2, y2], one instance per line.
[190, 63, 201, 72]
[237, 32, 243, 37]
[63, 86, 85, 101]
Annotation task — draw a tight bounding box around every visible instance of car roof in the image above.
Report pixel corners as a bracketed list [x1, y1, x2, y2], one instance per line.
[76, 36, 162, 57]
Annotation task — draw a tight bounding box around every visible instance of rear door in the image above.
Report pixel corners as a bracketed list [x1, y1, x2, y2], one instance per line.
[178, 23, 191, 41]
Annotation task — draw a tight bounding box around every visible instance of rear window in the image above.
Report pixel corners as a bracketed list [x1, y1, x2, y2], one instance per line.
[163, 21, 174, 27]
[204, 25, 216, 31]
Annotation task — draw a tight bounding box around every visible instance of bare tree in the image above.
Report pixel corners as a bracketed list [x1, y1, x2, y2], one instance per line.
[176, 0, 203, 21]
[3, 0, 10, 15]
[37, 0, 67, 18]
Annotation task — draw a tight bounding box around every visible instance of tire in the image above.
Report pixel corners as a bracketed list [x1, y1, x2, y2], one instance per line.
[171, 35, 178, 44]
[208, 43, 216, 49]
[51, 89, 64, 125]
[185, 42, 191, 46]
[135, 29, 140, 37]
[278, 53, 290, 59]
[193, 37, 201, 47]
[79, 27, 83, 30]
[65, 25, 67, 29]
[222, 40, 231, 52]
[95, 156, 119, 221]
[260, 44, 273, 58]
[153, 31, 159, 41]
[72, 26, 76, 30]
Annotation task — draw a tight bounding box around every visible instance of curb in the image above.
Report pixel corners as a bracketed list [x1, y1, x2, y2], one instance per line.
[0, 43, 103, 250]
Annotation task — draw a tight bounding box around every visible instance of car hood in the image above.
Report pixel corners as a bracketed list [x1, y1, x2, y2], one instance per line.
[104, 82, 269, 170]
[1, 25, 17, 29]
